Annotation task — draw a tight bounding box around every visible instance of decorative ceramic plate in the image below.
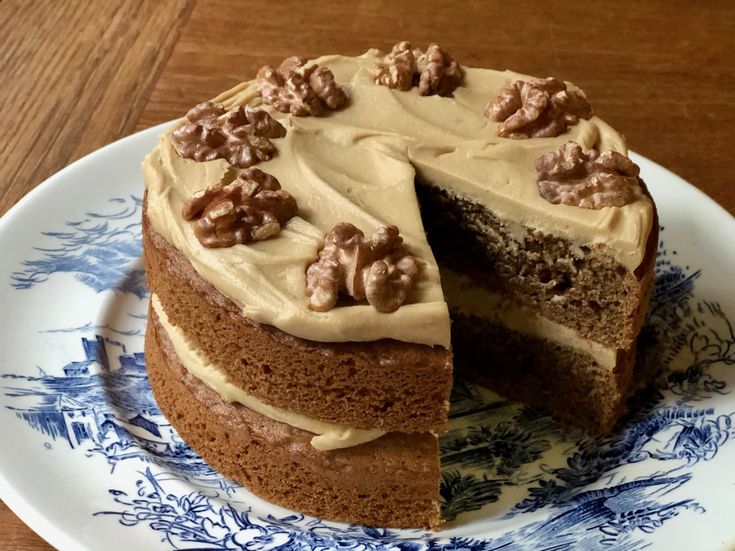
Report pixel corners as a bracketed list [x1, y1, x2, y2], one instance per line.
[1, 124, 734, 551]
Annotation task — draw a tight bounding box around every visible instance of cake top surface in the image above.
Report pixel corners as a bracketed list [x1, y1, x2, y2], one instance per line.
[143, 49, 654, 348]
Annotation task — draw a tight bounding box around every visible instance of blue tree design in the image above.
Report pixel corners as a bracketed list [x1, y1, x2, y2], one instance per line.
[97, 468, 428, 550]
[10, 196, 146, 298]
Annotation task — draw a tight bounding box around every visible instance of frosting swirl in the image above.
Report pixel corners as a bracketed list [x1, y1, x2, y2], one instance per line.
[143, 49, 653, 348]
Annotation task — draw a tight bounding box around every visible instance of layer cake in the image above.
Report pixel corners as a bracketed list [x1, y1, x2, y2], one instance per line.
[142, 43, 657, 528]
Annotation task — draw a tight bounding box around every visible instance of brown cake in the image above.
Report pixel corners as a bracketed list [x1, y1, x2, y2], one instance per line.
[142, 43, 657, 528]
[145, 296, 441, 528]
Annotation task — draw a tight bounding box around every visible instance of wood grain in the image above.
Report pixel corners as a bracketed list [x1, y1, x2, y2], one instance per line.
[0, 501, 48, 551]
[0, 0, 193, 218]
[1, 1, 734, 549]
[138, 0, 735, 214]
[0, 2, 192, 548]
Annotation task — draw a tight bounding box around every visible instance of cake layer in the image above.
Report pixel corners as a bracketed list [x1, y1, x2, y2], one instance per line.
[451, 311, 636, 433]
[142, 49, 654, 347]
[144, 205, 453, 433]
[151, 293, 385, 450]
[417, 182, 657, 350]
[146, 310, 441, 528]
[439, 269, 617, 368]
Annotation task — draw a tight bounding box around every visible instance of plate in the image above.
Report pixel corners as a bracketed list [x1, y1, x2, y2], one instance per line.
[1, 123, 735, 551]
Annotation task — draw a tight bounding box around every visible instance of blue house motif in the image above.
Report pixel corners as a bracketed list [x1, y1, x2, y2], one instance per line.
[128, 414, 162, 438]
[83, 335, 110, 370]
[118, 352, 146, 374]
[62, 335, 110, 376]
[2, 333, 222, 486]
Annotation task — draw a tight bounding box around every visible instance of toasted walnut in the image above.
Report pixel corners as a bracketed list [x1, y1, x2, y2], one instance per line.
[222, 106, 287, 139]
[485, 77, 592, 138]
[182, 168, 297, 248]
[416, 44, 464, 96]
[373, 41, 463, 97]
[373, 41, 421, 91]
[257, 56, 347, 117]
[171, 102, 286, 168]
[305, 223, 420, 313]
[536, 141, 642, 209]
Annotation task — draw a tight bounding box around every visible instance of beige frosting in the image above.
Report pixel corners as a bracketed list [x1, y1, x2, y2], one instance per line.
[439, 269, 618, 368]
[143, 49, 653, 348]
[151, 294, 386, 450]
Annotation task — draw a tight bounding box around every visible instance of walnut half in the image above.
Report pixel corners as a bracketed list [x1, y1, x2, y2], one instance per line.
[171, 102, 286, 168]
[257, 56, 347, 117]
[485, 77, 592, 138]
[305, 223, 420, 313]
[536, 141, 642, 209]
[182, 168, 297, 248]
[373, 41, 463, 97]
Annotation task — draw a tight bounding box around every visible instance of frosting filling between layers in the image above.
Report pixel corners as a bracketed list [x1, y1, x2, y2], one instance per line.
[143, 49, 654, 348]
[150, 294, 387, 451]
[440, 269, 618, 368]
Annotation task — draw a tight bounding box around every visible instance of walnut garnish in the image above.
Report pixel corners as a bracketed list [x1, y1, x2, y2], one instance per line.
[536, 141, 642, 209]
[485, 77, 592, 138]
[373, 41, 422, 91]
[182, 168, 297, 248]
[223, 106, 287, 140]
[373, 41, 463, 97]
[417, 44, 464, 96]
[305, 223, 420, 313]
[171, 102, 286, 168]
[256, 56, 347, 117]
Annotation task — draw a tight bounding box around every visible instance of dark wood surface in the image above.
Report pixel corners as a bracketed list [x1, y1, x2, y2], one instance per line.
[1, 1, 734, 549]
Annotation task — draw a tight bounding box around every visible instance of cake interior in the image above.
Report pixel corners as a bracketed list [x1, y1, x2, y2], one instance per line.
[450, 310, 635, 432]
[414, 180, 654, 432]
[415, 181, 647, 349]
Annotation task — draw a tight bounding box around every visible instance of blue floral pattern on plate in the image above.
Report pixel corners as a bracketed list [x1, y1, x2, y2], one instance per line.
[2, 195, 734, 550]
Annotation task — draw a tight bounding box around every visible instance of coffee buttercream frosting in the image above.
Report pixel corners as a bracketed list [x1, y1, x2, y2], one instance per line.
[143, 49, 654, 348]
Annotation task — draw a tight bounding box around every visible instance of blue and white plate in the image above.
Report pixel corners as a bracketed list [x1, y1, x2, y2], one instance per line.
[1, 124, 734, 551]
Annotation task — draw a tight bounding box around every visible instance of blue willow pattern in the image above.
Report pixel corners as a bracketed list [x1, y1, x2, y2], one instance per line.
[2, 197, 733, 549]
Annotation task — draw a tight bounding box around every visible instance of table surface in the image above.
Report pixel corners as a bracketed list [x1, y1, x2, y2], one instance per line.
[1, 1, 734, 548]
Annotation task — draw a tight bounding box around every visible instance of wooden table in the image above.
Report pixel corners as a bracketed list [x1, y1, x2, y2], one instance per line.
[1, 1, 733, 548]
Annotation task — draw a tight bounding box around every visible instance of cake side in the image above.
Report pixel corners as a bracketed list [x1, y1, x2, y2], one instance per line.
[146, 310, 441, 529]
[414, 176, 657, 431]
[144, 202, 453, 433]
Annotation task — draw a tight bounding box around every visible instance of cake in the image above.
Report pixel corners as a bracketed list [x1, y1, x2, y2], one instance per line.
[142, 42, 657, 529]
